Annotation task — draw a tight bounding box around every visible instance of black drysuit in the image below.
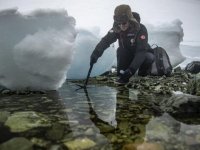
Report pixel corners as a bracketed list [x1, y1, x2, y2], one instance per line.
[91, 23, 154, 76]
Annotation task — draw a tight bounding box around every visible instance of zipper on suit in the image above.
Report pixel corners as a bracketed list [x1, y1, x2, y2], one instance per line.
[120, 34, 125, 49]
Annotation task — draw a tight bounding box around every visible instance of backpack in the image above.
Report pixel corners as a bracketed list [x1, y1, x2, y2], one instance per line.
[150, 45, 172, 76]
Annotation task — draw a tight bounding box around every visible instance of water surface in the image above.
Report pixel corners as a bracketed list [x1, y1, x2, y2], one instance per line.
[0, 81, 200, 150]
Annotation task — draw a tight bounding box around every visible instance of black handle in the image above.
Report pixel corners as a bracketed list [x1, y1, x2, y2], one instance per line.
[84, 63, 94, 87]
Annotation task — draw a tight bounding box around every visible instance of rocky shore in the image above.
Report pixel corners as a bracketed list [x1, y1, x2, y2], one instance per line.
[0, 68, 200, 150]
[72, 68, 200, 116]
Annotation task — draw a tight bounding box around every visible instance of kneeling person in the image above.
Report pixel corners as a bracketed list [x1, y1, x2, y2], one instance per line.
[90, 4, 154, 84]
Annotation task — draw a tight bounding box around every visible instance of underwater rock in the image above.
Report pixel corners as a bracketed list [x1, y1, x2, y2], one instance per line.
[122, 142, 164, 150]
[30, 137, 50, 148]
[144, 113, 200, 149]
[146, 113, 180, 143]
[0, 137, 33, 150]
[118, 121, 132, 135]
[106, 133, 118, 143]
[63, 138, 96, 150]
[46, 123, 65, 141]
[84, 128, 95, 136]
[48, 145, 65, 150]
[5, 111, 51, 133]
[0, 111, 10, 123]
[160, 94, 200, 115]
[97, 122, 115, 133]
[0, 124, 16, 143]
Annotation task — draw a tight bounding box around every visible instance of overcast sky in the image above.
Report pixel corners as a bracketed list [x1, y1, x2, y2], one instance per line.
[0, 0, 200, 45]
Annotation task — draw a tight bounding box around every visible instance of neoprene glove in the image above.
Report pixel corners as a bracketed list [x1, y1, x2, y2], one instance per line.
[90, 53, 98, 66]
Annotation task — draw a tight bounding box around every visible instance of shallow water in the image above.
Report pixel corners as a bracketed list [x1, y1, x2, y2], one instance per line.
[0, 81, 200, 150]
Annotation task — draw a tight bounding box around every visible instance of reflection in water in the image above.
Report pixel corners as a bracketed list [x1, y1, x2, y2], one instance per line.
[0, 82, 200, 149]
[59, 82, 161, 149]
[59, 82, 117, 148]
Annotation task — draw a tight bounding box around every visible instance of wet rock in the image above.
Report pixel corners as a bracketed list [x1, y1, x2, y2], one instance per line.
[0, 137, 33, 150]
[95, 76, 108, 81]
[0, 89, 47, 95]
[187, 73, 200, 96]
[0, 111, 10, 123]
[1, 89, 12, 95]
[160, 94, 200, 115]
[185, 61, 200, 74]
[5, 111, 51, 133]
[63, 138, 96, 150]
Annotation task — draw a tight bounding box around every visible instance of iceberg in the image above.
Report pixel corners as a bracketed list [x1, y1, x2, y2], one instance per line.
[0, 8, 76, 90]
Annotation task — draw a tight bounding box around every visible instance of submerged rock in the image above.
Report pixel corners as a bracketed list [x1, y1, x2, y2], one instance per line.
[5, 111, 51, 133]
[0, 111, 10, 123]
[71, 70, 200, 120]
[46, 123, 65, 141]
[122, 142, 164, 150]
[0, 137, 33, 150]
[30, 137, 50, 148]
[63, 138, 96, 150]
[160, 94, 200, 116]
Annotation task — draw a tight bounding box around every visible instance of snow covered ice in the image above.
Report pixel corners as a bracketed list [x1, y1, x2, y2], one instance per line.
[147, 19, 185, 67]
[0, 8, 76, 90]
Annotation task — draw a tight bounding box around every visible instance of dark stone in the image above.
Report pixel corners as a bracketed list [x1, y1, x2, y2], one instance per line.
[0, 123, 16, 143]
[187, 73, 200, 96]
[185, 61, 200, 74]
